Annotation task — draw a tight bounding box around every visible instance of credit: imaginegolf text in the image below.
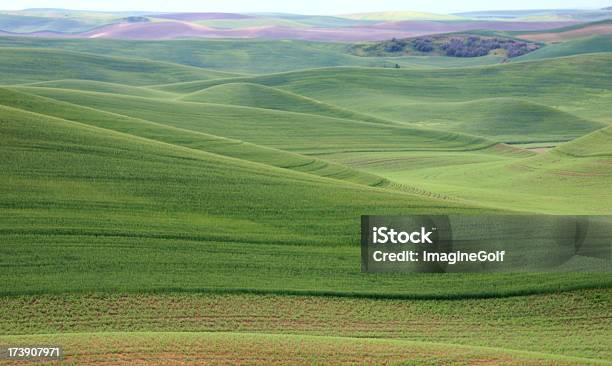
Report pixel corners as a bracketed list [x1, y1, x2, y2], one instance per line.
[361, 215, 612, 273]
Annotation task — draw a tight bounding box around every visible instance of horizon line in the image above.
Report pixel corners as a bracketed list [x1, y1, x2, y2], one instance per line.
[2, 6, 608, 16]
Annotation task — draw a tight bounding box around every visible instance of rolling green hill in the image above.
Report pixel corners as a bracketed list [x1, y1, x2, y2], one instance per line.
[180, 82, 393, 124]
[514, 35, 612, 61]
[557, 125, 612, 157]
[26, 79, 178, 99]
[5, 101, 601, 299]
[2, 330, 607, 365]
[0, 13, 110, 33]
[0, 37, 505, 74]
[514, 19, 612, 35]
[15, 86, 496, 155]
[2, 290, 610, 363]
[154, 53, 612, 102]
[0, 103, 491, 297]
[179, 84, 602, 143]
[323, 125, 612, 214]
[0, 87, 387, 187]
[369, 97, 605, 143]
[154, 53, 612, 125]
[1, 33, 611, 365]
[0, 48, 239, 85]
[192, 14, 373, 29]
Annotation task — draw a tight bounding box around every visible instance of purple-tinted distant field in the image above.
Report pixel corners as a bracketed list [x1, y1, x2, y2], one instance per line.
[152, 12, 253, 21]
[0, 13, 580, 41]
[80, 22, 443, 41]
[373, 20, 580, 32]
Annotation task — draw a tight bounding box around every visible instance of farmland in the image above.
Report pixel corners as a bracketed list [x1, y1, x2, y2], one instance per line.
[0, 9, 611, 365]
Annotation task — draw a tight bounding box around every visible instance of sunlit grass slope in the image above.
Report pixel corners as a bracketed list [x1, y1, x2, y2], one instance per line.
[0, 37, 504, 74]
[325, 127, 612, 214]
[0, 13, 110, 33]
[514, 35, 612, 61]
[155, 53, 612, 124]
[15, 86, 495, 155]
[0, 27, 611, 366]
[0, 104, 485, 295]
[0, 87, 387, 187]
[2, 99, 608, 297]
[0, 48, 239, 85]
[180, 82, 392, 124]
[557, 125, 612, 157]
[371, 97, 605, 143]
[26, 79, 178, 99]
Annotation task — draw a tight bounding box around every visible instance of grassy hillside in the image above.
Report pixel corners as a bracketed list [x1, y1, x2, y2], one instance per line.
[369, 97, 605, 143]
[26, 79, 178, 98]
[0, 37, 505, 74]
[0, 103, 486, 296]
[557, 125, 612, 157]
[0, 289, 611, 364]
[154, 53, 612, 125]
[0, 48, 238, 85]
[180, 82, 393, 124]
[514, 35, 612, 61]
[1, 331, 607, 365]
[1, 34, 611, 365]
[0, 87, 387, 187]
[4, 102, 604, 297]
[516, 20, 612, 42]
[180, 84, 602, 143]
[324, 127, 612, 214]
[0, 13, 110, 33]
[154, 53, 612, 100]
[193, 14, 372, 29]
[515, 19, 612, 34]
[15, 86, 495, 155]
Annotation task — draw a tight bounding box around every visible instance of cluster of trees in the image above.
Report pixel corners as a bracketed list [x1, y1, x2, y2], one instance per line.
[383, 38, 435, 53]
[384, 38, 409, 53]
[353, 35, 538, 58]
[413, 38, 434, 52]
[440, 36, 535, 58]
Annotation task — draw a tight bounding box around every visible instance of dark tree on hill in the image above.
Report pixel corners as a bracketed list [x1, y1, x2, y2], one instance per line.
[385, 38, 407, 53]
[440, 36, 535, 58]
[413, 38, 434, 52]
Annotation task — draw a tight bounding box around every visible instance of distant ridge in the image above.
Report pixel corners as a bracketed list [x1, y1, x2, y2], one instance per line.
[341, 11, 462, 21]
[153, 12, 253, 21]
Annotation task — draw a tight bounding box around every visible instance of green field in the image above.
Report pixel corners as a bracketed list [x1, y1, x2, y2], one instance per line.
[514, 35, 612, 61]
[0, 37, 506, 74]
[0, 29, 611, 365]
[1, 290, 610, 364]
[0, 13, 112, 33]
